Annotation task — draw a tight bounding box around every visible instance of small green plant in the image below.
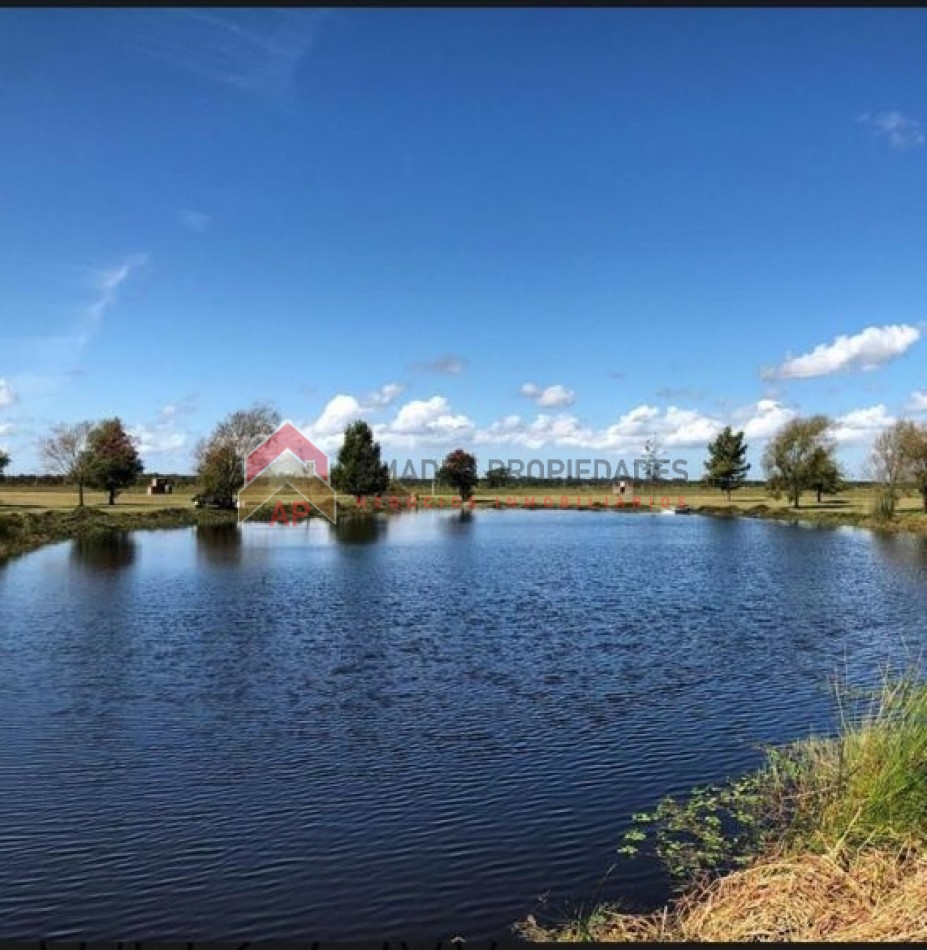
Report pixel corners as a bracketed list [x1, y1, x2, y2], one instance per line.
[617, 773, 773, 878]
[616, 669, 927, 881]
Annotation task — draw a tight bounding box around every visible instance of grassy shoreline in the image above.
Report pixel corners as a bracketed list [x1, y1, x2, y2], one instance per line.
[0, 505, 236, 563]
[471, 494, 927, 535]
[519, 673, 927, 942]
[2, 485, 927, 564]
[690, 501, 927, 535]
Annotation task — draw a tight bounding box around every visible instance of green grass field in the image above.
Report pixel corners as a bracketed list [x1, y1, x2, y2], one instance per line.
[1, 482, 926, 521]
[0, 486, 202, 512]
[469, 483, 925, 514]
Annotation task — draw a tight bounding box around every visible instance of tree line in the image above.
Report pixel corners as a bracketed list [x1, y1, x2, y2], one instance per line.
[195, 408, 479, 505]
[7, 404, 927, 516]
[188, 406, 927, 514]
[705, 415, 927, 513]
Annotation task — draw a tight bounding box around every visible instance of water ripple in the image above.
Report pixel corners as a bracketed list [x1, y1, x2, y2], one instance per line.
[0, 513, 926, 938]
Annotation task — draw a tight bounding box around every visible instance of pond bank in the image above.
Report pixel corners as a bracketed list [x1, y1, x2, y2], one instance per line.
[0, 506, 235, 563]
[692, 501, 927, 535]
[469, 494, 927, 534]
[518, 674, 927, 941]
[3, 495, 926, 564]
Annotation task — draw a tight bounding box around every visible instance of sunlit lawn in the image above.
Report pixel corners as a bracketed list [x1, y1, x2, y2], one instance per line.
[1, 483, 925, 521]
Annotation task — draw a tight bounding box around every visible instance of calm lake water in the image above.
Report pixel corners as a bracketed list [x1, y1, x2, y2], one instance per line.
[1, 509, 927, 939]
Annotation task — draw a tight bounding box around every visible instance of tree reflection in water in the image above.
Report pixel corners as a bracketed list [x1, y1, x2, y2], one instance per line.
[330, 514, 389, 545]
[196, 523, 242, 565]
[70, 531, 137, 571]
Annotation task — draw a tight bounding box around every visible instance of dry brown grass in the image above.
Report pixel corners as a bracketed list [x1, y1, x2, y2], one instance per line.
[520, 846, 927, 942]
[521, 675, 927, 942]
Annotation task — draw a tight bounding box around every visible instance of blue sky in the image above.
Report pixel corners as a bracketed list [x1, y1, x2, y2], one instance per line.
[1, 8, 925, 477]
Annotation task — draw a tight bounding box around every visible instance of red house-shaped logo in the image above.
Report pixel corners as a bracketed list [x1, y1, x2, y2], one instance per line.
[244, 421, 330, 484]
[239, 421, 337, 525]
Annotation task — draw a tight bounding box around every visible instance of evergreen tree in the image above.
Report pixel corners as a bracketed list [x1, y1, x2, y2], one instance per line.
[330, 420, 390, 502]
[704, 426, 751, 500]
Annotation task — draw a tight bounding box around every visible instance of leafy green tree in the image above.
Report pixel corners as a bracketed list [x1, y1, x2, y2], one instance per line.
[900, 421, 927, 512]
[808, 445, 843, 504]
[484, 464, 510, 489]
[330, 420, 390, 502]
[762, 415, 833, 509]
[704, 426, 751, 500]
[0, 448, 9, 479]
[81, 418, 144, 505]
[438, 448, 479, 500]
[197, 441, 244, 499]
[868, 420, 914, 518]
[39, 420, 94, 506]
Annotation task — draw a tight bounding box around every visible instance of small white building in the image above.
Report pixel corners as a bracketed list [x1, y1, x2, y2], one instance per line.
[146, 477, 173, 495]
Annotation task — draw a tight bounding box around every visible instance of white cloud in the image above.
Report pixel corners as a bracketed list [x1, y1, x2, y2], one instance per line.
[520, 382, 577, 408]
[302, 389, 475, 455]
[859, 111, 926, 150]
[130, 425, 188, 456]
[178, 209, 211, 232]
[906, 390, 927, 414]
[0, 379, 15, 408]
[86, 254, 149, 328]
[833, 405, 896, 444]
[129, 395, 199, 464]
[474, 403, 722, 454]
[0, 422, 15, 438]
[379, 396, 475, 448]
[303, 386, 404, 445]
[303, 394, 366, 452]
[296, 386, 893, 469]
[763, 324, 920, 380]
[735, 398, 797, 440]
[366, 382, 404, 407]
[476, 413, 596, 451]
[474, 399, 808, 455]
[657, 407, 722, 447]
[594, 405, 723, 452]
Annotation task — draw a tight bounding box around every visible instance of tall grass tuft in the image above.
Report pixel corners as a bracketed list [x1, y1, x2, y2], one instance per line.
[520, 667, 927, 941]
[764, 670, 927, 855]
[871, 487, 898, 521]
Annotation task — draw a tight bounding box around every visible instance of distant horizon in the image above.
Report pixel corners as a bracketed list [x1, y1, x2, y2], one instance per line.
[0, 468, 888, 488]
